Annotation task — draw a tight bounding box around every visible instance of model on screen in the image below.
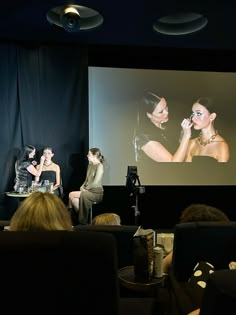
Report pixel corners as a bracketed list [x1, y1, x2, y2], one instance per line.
[184, 97, 230, 162]
[133, 91, 192, 162]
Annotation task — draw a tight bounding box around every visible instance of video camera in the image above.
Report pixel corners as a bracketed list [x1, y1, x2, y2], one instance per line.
[126, 166, 145, 195]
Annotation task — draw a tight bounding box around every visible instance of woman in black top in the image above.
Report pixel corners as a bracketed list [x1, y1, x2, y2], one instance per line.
[35, 147, 61, 195]
[14, 144, 45, 192]
[133, 91, 192, 162]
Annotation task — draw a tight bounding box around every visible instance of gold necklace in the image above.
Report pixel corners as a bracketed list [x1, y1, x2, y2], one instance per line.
[198, 130, 218, 146]
[44, 162, 52, 167]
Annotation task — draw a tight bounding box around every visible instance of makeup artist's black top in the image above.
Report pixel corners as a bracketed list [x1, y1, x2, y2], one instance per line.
[14, 160, 32, 191]
[133, 121, 171, 162]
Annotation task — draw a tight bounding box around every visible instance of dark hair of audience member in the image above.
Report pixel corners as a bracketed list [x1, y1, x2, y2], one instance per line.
[179, 203, 230, 223]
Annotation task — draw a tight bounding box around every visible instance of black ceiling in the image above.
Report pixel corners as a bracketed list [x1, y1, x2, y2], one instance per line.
[1, 0, 236, 52]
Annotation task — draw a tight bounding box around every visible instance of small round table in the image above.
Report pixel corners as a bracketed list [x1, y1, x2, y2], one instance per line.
[5, 191, 32, 218]
[5, 192, 31, 198]
[118, 265, 164, 296]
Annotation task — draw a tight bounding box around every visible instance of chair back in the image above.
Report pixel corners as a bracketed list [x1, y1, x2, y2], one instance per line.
[172, 221, 236, 281]
[74, 224, 138, 268]
[0, 231, 119, 314]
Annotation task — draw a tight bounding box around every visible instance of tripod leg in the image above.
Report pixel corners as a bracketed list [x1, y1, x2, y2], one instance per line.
[133, 194, 140, 225]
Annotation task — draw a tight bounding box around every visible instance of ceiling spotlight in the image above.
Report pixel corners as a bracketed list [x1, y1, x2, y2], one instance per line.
[61, 7, 80, 32]
[153, 12, 208, 36]
[46, 5, 103, 33]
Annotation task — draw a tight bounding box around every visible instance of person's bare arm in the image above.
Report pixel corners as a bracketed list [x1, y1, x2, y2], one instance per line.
[184, 139, 195, 162]
[172, 124, 192, 162]
[163, 251, 173, 273]
[142, 119, 192, 162]
[142, 141, 173, 162]
[217, 141, 230, 162]
[54, 165, 60, 189]
[35, 164, 40, 182]
[28, 156, 45, 178]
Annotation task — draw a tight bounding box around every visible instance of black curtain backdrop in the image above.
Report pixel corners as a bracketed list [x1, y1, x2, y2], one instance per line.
[0, 42, 88, 219]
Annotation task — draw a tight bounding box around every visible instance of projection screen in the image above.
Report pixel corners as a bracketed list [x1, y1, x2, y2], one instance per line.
[89, 67, 235, 185]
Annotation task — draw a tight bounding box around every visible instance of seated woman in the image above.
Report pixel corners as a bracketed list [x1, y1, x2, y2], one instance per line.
[68, 147, 104, 225]
[35, 147, 61, 196]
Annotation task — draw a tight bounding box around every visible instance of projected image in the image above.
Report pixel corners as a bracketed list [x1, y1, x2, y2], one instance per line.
[133, 91, 191, 163]
[89, 67, 235, 185]
[185, 97, 230, 162]
[133, 93, 230, 163]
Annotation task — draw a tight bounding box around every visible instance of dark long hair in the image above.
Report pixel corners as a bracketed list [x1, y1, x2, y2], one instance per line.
[133, 91, 162, 162]
[196, 97, 214, 113]
[19, 145, 35, 162]
[179, 204, 230, 223]
[137, 91, 162, 127]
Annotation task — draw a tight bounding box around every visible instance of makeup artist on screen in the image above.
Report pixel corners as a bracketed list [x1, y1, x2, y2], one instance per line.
[133, 91, 192, 162]
[184, 97, 230, 162]
[35, 147, 61, 195]
[14, 144, 45, 192]
[68, 148, 104, 225]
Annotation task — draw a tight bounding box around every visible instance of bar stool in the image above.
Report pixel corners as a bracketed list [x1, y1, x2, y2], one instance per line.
[89, 202, 97, 224]
[89, 201, 101, 224]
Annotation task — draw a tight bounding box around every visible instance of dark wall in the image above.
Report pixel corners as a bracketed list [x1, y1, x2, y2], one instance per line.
[95, 185, 236, 229]
[88, 44, 236, 72]
[0, 43, 89, 220]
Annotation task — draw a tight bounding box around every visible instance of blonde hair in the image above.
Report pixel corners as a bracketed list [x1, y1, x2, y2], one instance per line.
[10, 192, 73, 231]
[92, 213, 121, 225]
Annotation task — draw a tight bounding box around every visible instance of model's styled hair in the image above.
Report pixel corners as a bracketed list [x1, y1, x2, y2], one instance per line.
[92, 212, 121, 225]
[179, 203, 230, 223]
[10, 192, 72, 231]
[90, 147, 104, 163]
[196, 97, 215, 113]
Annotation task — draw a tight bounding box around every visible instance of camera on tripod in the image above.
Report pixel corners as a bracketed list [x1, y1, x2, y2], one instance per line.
[125, 166, 145, 195]
[125, 166, 145, 225]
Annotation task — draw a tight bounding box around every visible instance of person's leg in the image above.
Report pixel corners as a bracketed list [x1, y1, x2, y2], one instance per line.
[68, 191, 81, 210]
[68, 191, 81, 226]
[71, 197, 80, 211]
[78, 191, 103, 225]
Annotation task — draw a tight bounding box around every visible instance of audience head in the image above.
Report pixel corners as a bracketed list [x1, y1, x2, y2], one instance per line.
[179, 203, 230, 223]
[92, 212, 121, 225]
[10, 192, 73, 231]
